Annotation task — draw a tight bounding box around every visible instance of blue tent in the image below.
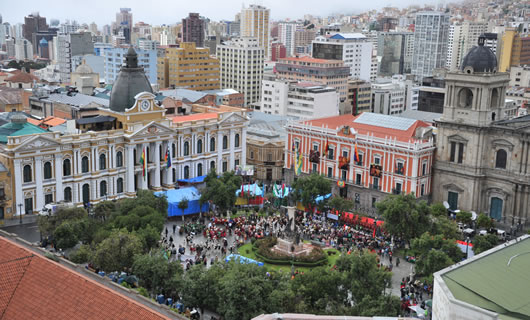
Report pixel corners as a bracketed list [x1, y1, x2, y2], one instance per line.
[176, 175, 206, 184]
[235, 183, 263, 197]
[155, 187, 209, 217]
[225, 254, 264, 266]
[315, 193, 332, 203]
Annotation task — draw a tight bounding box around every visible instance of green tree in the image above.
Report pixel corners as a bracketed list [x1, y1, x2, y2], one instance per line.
[200, 169, 241, 215]
[91, 229, 143, 272]
[476, 213, 494, 229]
[329, 196, 354, 217]
[54, 221, 79, 249]
[411, 232, 465, 276]
[181, 263, 224, 316]
[456, 211, 473, 225]
[291, 172, 331, 209]
[132, 251, 183, 298]
[70, 244, 92, 264]
[94, 201, 116, 221]
[472, 234, 498, 254]
[290, 266, 343, 314]
[38, 207, 88, 238]
[178, 198, 189, 216]
[430, 202, 448, 217]
[376, 194, 431, 244]
[430, 215, 462, 240]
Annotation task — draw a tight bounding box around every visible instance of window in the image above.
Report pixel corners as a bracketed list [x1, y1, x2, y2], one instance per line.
[197, 139, 203, 154]
[43, 162, 52, 179]
[267, 153, 273, 162]
[172, 143, 176, 157]
[396, 162, 404, 175]
[82, 156, 89, 173]
[312, 163, 317, 173]
[328, 148, 334, 160]
[357, 154, 363, 165]
[341, 169, 347, 180]
[210, 138, 215, 151]
[250, 151, 254, 159]
[235, 159, 239, 167]
[64, 187, 72, 202]
[197, 163, 203, 176]
[223, 136, 228, 149]
[222, 161, 228, 172]
[422, 162, 427, 176]
[23, 165, 32, 183]
[342, 150, 348, 158]
[63, 159, 71, 176]
[495, 149, 507, 169]
[116, 151, 123, 167]
[373, 177, 380, 189]
[457, 143, 464, 164]
[420, 184, 425, 196]
[99, 154, 106, 170]
[450, 142, 464, 164]
[235, 133, 240, 148]
[374, 157, 381, 165]
[45, 194, 53, 204]
[395, 182, 402, 194]
[24, 197, 33, 214]
[210, 161, 216, 170]
[100, 181, 107, 197]
[184, 166, 190, 179]
[327, 167, 333, 178]
[448, 191, 458, 210]
[184, 142, 190, 156]
[355, 173, 362, 185]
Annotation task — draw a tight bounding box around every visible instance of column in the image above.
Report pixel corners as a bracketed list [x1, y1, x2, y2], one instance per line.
[35, 157, 44, 211]
[108, 145, 113, 169]
[229, 130, 235, 170]
[141, 143, 148, 189]
[75, 150, 80, 175]
[13, 159, 23, 215]
[55, 154, 63, 202]
[241, 127, 247, 167]
[72, 151, 77, 175]
[411, 155, 419, 194]
[73, 183, 78, 204]
[126, 145, 135, 193]
[217, 131, 223, 169]
[206, 133, 210, 154]
[91, 146, 97, 172]
[154, 141, 161, 188]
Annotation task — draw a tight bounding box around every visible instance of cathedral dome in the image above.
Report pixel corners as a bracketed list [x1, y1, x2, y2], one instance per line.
[461, 35, 497, 74]
[74, 60, 94, 74]
[108, 47, 153, 112]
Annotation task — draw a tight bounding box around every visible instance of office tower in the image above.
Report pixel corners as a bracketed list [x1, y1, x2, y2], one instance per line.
[15, 38, 33, 60]
[240, 4, 270, 58]
[114, 8, 132, 43]
[271, 42, 287, 61]
[446, 21, 488, 71]
[378, 32, 414, 76]
[499, 28, 530, 72]
[181, 13, 206, 48]
[278, 22, 299, 56]
[157, 42, 219, 90]
[217, 37, 264, 106]
[312, 33, 373, 81]
[56, 32, 94, 83]
[23, 12, 48, 48]
[411, 11, 449, 80]
[294, 28, 316, 54]
[38, 38, 49, 59]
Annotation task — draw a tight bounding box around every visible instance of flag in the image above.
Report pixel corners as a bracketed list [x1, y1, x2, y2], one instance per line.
[295, 145, 303, 176]
[354, 142, 359, 163]
[281, 183, 285, 198]
[248, 182, 251, 197]
[240, 184, 244, 197]
[324, 138, 329, 157]
[165, 146, 172, 169]
[140, 147, 147, 179]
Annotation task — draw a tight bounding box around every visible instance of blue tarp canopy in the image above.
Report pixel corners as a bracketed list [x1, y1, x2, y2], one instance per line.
[176, 175, 206, 184]
[155, 187, 209, 217]
[315, 193, 332, 203]
[235, 183, 263, 197]
[225, 254, 264, 266]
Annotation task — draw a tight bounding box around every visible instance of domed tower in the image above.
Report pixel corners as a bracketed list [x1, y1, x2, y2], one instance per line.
[441, 35, 510, 126]
[39, 38, 49, 59]
[108, 47, 153, 113]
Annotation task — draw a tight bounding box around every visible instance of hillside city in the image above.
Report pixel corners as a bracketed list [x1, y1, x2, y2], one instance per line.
[0, 0, 529, 319]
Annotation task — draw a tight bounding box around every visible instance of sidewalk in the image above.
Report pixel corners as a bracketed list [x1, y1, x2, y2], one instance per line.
[1, 214, 39, 227]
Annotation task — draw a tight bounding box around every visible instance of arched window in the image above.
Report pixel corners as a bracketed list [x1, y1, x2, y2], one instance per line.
[117, 178, 123, 194]
[172, 143, 176, 157]
[100, 180, 107, 197]
[81, 156, 89, 173]
[116, 151, 123, 167]
[184, 165, 190, 179]
[210, 137, 215, 152]
[133, 149, 137, 164]
[63, 159, 71, 176]
[210, 160, 216, 170]
[64, 187, 72, 202]
[495, 149, 507, 169]
[23, 165, 32, 182]
[223, 136, 228, 149]
[197, 163, 203, 176]
[99, 154, 106, 170]
[82, 183, 90, 204]
[491, 88, 499, 108]
[235, 133, 240, 148]
[458, 88, 473, 108]
[184, 141, 190, 156]
[197, 139, 203, 154]
[43, 162, 52, 179]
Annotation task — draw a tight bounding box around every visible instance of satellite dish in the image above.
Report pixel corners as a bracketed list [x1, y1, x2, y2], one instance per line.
[471, 211, 477, 221]
[443, 201, 450, 209]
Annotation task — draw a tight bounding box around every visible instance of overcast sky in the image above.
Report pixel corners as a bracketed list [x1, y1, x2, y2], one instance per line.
[1, 0, 446, 26]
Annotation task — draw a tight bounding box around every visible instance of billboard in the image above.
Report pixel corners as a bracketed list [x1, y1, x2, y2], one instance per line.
[369, 164, 382, 177]
[235, 165, 254, 176]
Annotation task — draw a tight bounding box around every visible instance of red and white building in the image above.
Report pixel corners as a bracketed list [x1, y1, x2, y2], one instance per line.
[285, 112, 435, 210]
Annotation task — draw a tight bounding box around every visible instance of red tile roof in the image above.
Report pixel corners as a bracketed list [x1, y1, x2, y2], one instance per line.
[0, 237, 172, 320]
[300, 113, 430, 143]
[5, 71, 39, 83]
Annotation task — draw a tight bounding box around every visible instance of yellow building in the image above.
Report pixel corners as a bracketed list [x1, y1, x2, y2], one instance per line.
[157, 42, 220, 91]
[499, 28, 517, 72]
[240, 4, 270, 58]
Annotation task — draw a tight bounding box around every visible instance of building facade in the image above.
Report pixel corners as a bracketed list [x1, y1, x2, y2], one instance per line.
[275, 56, 349, 102]
[346, 79, 371, 115]
[312, 33, 372, 82]
[217, 37, 264, 107]
[181, 13, 206, 48]
[56, 32, 94, 83]
[411, 12, 450, 80]
[240, 4, 270, 58]
[157, 42, 219, 90]
[284, 112, 434, 209]
[446, 22, 488, 71]
[278, 22, 300, 56]
[377, 32, 414, 77]
[104, 46, 157, 85]
[14, 38, 33, 60]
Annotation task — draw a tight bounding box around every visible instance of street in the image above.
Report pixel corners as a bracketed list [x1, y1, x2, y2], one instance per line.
[1, 222, 41, 244]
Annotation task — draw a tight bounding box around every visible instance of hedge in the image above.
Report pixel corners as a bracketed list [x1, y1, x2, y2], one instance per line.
[254, 251, 328, 267]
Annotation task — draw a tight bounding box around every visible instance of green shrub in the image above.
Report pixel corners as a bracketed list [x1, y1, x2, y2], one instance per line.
[137, 287, 149, 297]
[44, 252, 60, 262]
[70, 244, 92, 264]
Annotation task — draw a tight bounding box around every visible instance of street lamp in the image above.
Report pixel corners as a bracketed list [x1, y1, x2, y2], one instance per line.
[465, 236, 470, 259]
[18, 203, 23, 224]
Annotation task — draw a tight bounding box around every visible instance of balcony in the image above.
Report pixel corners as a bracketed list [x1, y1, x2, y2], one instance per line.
[355, 161, 363, 166]
[369, 184, 380, 190]
[392, 189, 402, 195]
[395, 167, 405, 175]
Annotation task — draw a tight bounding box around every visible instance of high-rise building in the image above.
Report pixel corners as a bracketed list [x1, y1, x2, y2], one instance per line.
[499, 29, 530, 72]
[14, 38, 33, 60]
[114, 8, 132, 44]
[181, 13, 206, 48]
[278, 22, 299, 56]
[38, 38, 49, 59]
[217, 37, 264, 107]
[157, 42, 220, 91]
[271, 42, 287, 61]
[312, 33, 373, 81]
[346, 79, 372, 115]
[56, 32, 94, 83]
[411, 11, 450, 80]
[294, 28, 316, 54]
[275, 56, 349, 101]
[104, 47, 157, 85]
[446, 22, 488, 71]
[240, 4, 270, 58]
[23, 12, 48, 48]
[378, 32, 414, 76]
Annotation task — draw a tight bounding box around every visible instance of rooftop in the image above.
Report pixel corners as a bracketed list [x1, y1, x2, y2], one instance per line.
[0, 87, 23, 105]
[160, 88, 209, 103]
[279, 56, 341, 64]
[5, 70, 40, 83]
[0, 117, 48, 143]
[437, 235, 530, 319]
[171, 113, 218, 123]
[42, 92, 110, 108]
[329, 33, 366, 40]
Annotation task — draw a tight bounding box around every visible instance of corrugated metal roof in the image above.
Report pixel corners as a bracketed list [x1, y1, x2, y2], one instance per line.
[45, 93, 109, 107]
[160, 89, 208, 103]
[354, 112, 416, 131]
